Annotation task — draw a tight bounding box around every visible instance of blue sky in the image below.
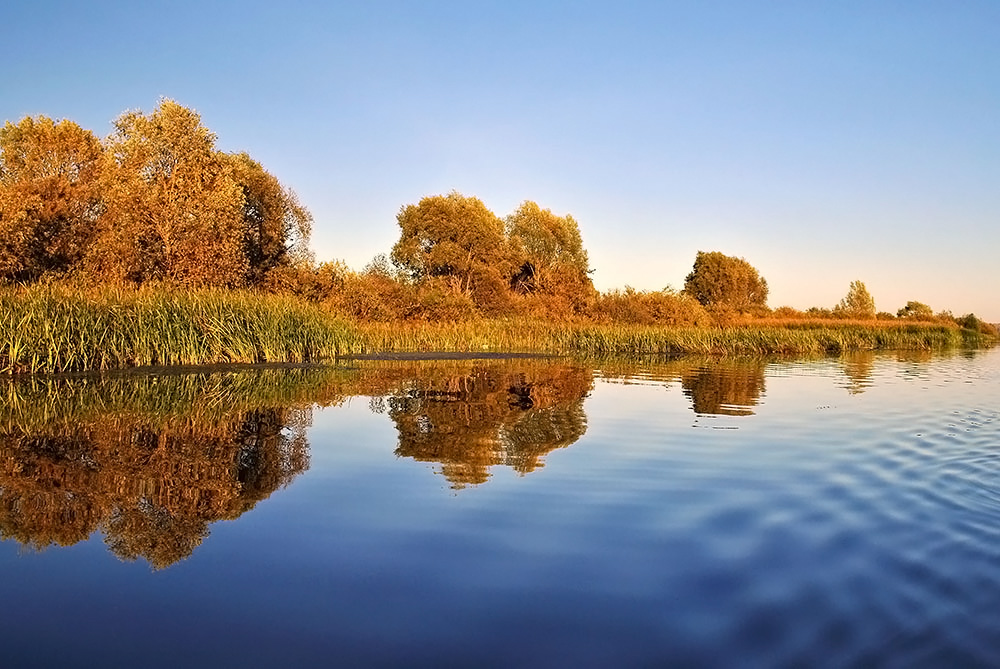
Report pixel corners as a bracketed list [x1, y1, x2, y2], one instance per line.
[4, 1, 999, 319]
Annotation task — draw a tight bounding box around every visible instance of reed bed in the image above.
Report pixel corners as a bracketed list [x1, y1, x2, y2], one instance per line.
[1, 286, 992, 374]
[350, 320, 991, 356]
[546, 322, 985, 356]
[0, 285, 358, 374]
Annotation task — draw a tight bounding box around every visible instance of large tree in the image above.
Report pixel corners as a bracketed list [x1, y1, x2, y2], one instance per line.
[505, 200, 591, 294]
[222, 152, 313, 284]
[683, 251, 768, 312]
[91, 99, 247, 286]
[0, 116, 102, 281]
[391, 192, 511, 307]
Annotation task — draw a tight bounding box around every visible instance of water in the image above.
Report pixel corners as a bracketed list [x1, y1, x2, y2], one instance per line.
[1, 350, 999, 667]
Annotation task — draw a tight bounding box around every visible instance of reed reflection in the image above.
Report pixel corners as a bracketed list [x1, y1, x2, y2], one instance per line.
[371, 362, 593, 488]
[0, 370, 333, 568]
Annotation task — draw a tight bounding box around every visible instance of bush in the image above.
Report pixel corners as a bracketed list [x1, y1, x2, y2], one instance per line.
[590, 288, 710, 326]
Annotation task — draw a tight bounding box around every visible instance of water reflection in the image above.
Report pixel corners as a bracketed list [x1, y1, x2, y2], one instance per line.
[373, 363, 592, 488]
[596, 357, 768, 416]
[839, 352, 876, 395]
[0, 371, 329, 568]
[0, 362, 594, 563]
[0, 351, 986, 566]
[681, 360, 767, 415]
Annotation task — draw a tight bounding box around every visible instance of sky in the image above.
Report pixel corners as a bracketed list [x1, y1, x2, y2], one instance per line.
[3, 1, 999, 320]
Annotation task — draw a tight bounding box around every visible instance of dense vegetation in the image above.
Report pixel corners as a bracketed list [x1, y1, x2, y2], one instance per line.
[0, 99, 995, 372]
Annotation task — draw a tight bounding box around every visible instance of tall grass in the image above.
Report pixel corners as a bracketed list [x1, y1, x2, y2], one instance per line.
[1, 286, 992, 374]
[0, 285, 358, 374]
[347, 319, 991, 356]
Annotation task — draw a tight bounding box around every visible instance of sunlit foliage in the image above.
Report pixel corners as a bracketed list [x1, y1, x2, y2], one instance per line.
[91, 100, 247, 285]
[683, 251, 768, 313]
[1, 100, 311, 289]
[391, 192, 512, 312]
[835, 280, 876, 319]
[590, 287, 710, 326]
[0, 116, 102, 281]
[897, 301, 933, 320]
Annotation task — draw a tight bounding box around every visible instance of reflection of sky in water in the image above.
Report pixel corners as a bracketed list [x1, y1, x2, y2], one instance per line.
[1, 349, 999, 665]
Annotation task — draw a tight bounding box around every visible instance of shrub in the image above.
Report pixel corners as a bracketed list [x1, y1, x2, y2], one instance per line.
[590, 287, 710, 326]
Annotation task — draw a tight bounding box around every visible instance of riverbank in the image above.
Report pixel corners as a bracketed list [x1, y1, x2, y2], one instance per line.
[0, 286, 993, 374]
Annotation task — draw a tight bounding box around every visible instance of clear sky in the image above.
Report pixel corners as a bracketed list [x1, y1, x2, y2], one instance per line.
[4, 1, 998, 319]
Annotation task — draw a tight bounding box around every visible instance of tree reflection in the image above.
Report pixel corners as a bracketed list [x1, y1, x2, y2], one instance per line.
[680, 360, 767, 416]
[839, 352, 876, 395]
[595, 356, 768, 416]
[0, 407, 310, 569]
[0, 371, 323, 569]
[0, 362, 594, 563]
[376, 363, 593, 488]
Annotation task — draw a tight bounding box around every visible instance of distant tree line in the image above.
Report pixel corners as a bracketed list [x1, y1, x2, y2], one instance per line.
[1, 100, 994, 334]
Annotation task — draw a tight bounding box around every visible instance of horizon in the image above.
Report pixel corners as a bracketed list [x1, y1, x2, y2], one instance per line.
[4, 1, 998, 320]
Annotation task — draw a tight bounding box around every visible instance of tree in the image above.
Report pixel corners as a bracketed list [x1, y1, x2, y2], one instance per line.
[90, 99, 247, 286]
[897, 301, 933, 320]
[506, 201, 590, 291]
[0, 116, 103, 282]
[683, 251, 768, 312]
[835, 280, 876, 319]
[222, 152, 312, 284]
[505, 201, 595, 315]
[391, 192, 511, 308]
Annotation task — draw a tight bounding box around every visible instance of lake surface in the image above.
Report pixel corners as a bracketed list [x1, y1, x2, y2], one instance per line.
[1, 349, 999, 667]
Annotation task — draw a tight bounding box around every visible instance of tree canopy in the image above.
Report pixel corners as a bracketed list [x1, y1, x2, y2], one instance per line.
[835, 280, 876, 319]
[0, 116, 102, 281]
[897, 300, 933, 320]
[506, 201, 590, 292]
[93, 100, 247, 285]
[683, 251, 768, 312]
[0, 100, 311, 288]
[391, 191, 511, 308]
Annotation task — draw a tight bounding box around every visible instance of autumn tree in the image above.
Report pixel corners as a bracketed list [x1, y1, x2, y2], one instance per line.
[683, 251, 768, 312]
[391, 192, 511, 310]
[835, 280, 876, 319]
[90, 99, 248, 286]
[222, 152, 312, 284]
[505, 200, 594, 314]
[506, 201, 590, 290]
[0, 116, 103, 282]
[896, 301, 933, 320]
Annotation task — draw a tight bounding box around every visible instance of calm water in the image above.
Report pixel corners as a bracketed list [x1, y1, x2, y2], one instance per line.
[1, 350, 1000, 667]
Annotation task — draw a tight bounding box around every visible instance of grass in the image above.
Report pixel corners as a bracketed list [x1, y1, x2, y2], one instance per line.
[0, 285, 358, 374]
[348, 319, 992, 357]
[0, 286, 993, 374]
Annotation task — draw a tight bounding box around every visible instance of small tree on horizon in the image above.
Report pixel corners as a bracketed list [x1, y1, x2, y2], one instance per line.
[835, 280, 876, 319]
